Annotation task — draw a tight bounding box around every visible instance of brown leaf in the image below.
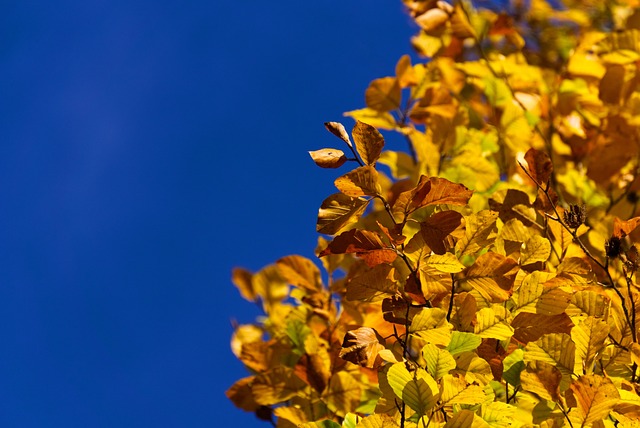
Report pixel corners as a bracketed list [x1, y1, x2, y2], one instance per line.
[405, 271, 427, 305]
[339, 327, 386, 368]
[324, 121, 352, 147]
[334, 165, 380, 197]
[308, 148, 347, 168]
[524, 148, 553, 185]
[382, 296, 421, 325]
[294, 353, 331, 393]
[410, 176, 473, 211]
[346, 263, 398, 302]
[613, 216, 640, 238]
[459, 252, 518, 303]
[420, 210, 463, 255]
[511, 312, 574, 344]
[317, 193, 370, 235]
[226, 376, 260, 412]
[352, 121, 385, 166]
[231, 267, 257, 302]
[365, 77, 402, 112]
[318, 229, 397, 267]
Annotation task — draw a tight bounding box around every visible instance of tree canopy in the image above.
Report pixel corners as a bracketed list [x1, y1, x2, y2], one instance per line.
[228, 1, 640, 426]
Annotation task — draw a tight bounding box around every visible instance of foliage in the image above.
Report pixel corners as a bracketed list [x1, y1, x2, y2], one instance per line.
[227, 1, 640, 426]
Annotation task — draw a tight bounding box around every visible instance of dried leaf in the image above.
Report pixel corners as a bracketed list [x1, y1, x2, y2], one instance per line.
[410, 176, 473, 211]
[459, 252, 518, 303]
[319, 229, 397, 267]
[352, 121, 385, 166]
[420, 210, 463, 255]
[566, 375, 620, 425]
[613, 216, 640, 238]
[339, 327, 386, 368]
[524, 148, 553, 185]
[324, 121, 352, 147]
[309, 148, 348, 168]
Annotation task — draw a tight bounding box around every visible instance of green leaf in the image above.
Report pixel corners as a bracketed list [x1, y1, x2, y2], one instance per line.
[422, 343, 456, 380]
[386, 363, 439, 417]
[446, 331, 482, 355]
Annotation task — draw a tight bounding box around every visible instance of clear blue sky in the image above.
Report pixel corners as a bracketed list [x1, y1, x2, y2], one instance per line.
[0, 0, 416, 426]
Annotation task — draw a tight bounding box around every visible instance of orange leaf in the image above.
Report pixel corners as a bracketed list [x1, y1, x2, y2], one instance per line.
[276, 255, 322, 292]
[352, 121, 385, 166]
[309, 148, 347, 168]
[613, 216, 640, 238]
[318, 229, 397, 267]
[339, 327, 386, 368]
[566, 375, 620, 425]
[410, 176, 473, 211]
[226, 376, 260, 412]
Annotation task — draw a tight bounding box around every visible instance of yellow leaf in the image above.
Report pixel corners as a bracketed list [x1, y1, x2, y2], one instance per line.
[323, 371, 363, 417]
[568, 52, 606, 79]
[443, 409, 490, 428]
[387, 363, 440, 416]
[459, 252, 518, 303]
[422, 343, 456, 380]
[309, 148, 348, 169]
[343, 108, 397, 130]
[440, 374, 487, 408]
[226, 376, 260, 412]
[524, 333, 575, 391]
[346, 263, 398, 302]
[426, 252, 465, 273]
[501, 101, 532, 153]
[352, 121, 385, 166]
[446, 331, 482, 355]
[276, 255, 322, 292]
[365, 77, 401, 112]
[455, 211, 499, 257]
[415, 7, 449, 33]
[396, 54, 417, 88]
[571, 316, 609, 374]
[334, 166, 381, 197]
[356, 414, 400, 428]
[378, 150, 414, 180]
[252, 366, 307, 406]
[474, 307, 515, 340]
[230, 324, 263, 357]
[317, 193, 370, 235]
[520, 234, 551, 265]
[409, 307, 453, 346]
[231, 267, 257, 302]
[513, 271, 570, 316]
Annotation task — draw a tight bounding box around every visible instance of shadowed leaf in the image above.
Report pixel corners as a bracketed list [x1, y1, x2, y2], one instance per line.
[339, 327, 386, 369]
[317, 193, 370, 235]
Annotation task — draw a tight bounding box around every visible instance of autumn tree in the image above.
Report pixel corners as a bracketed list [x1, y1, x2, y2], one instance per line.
[227, 1, 640, 426]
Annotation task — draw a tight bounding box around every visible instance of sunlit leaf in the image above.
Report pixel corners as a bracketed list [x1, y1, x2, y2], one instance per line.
[317, 193, 370, 235]
[409, 307, 452, 346]
[252, 366, 307, 406]
[309, 148, 348, 169]
[425, 252, 465, 273]
[419, 210, 463, 255]
[277, 255, 322, 292]
[422, 343, 456, 380]
[319, 229, 397, 267]
[323, 371, 363, 416]
[455, 211, 498, 257]
[324, 121, 352, 147]
[346, 263, 397, 302]
[446, 331, 482, 355]
[365, 77, 401, 112]
[226, 376, 260, 411]
[335, 166, 381, 197]
[387, 363, 439, 416]
[566, 375, 620, 426]
[571, 316, 609, 375]
[474, 307, 514, 341]
[339, 327, 386, 369]
[459, 252, 518, 303]
[343, 108, 397, 130]
[520, 361, 562, 402]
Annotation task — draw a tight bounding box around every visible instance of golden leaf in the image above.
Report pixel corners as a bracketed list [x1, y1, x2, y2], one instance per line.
[524, 333, 575, 391]
[276, 255, 322, 292]
[339, 326, 386, 369]
[318, 229, 397, 267]
[410, 307, 453, 346]
[520, 361, 562, 402]
[459, 252, 518, 303]
[335, 165, 381, 197]
[346, 263, 398, 302]
[387, 363, 440, 416]
[365, 77, 401, 112]
[395, 54, 417, 88]
[474, 307, 514, 341]
[323, 371, 363, 416]
[455, 211, 499, 257]
[343, 108, 397, 130]
[426, 252, 465, 273]
[317, 193, 370, 235]
[566, 375, 620, 426]
[352, 121, 385, 166]
[309, 148, 347, 169]
[511, 313, 574, 344]
[419, 210, 463, 255]
[252, 366, 307, 406]
[571, 316, 609, 375]
[422, 343, 456, 380]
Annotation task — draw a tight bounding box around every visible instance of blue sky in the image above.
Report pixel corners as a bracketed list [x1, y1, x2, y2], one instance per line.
[0, 0, 416, 426]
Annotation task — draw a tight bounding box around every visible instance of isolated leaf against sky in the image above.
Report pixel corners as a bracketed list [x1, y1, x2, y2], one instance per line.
[309, 148, 348, 169]
[317, 193, 370, 235]
[346, 263, 397, 302]
[335, 166, 381, 197]
[319, 229, 397, 267]
[232, 267, 257, 302]
[566, 374, 620, 426]
[324, 121, 352, 147]
[339, 327, 386, 369]
[365, 77, 401, 112]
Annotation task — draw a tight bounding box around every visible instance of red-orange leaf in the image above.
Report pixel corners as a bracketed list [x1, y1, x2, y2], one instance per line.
[613, 216, 640, 238]
[339, 327, 386, 368]
[524, 148, 553, 185]
[318, 229, 397, 267]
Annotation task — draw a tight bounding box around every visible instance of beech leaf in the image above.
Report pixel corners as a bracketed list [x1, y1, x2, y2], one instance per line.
[365, 77, 401, 112]
[309, 148, 347, 168]
[334, 165, 381, 197]
[324, 121, 352, 147]
[317, 193, 370, 235]
[352, 121, 385, 166]
[339, 327, 386, 368]
[318, 229, 397, 267]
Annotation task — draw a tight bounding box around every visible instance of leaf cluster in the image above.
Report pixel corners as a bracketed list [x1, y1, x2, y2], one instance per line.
[228, 1, 640, 426]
